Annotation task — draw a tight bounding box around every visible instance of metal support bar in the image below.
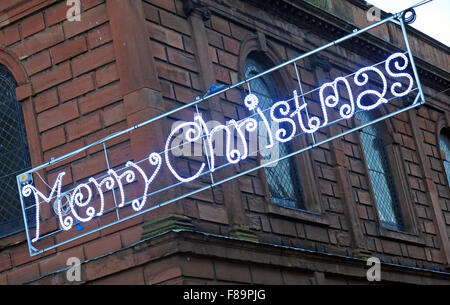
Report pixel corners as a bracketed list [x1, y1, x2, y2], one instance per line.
[293, 62, 316, 144]
[195, 104, 215, 184]
[103, 143, 120, 221]
[16, 176, 37, 256]
[398, 17, 426, 104]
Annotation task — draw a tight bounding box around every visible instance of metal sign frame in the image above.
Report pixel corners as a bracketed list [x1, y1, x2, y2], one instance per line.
[17, 11, 426, 256]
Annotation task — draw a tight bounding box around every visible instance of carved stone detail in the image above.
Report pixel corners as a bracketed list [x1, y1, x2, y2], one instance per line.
[182, 0, 211, 21]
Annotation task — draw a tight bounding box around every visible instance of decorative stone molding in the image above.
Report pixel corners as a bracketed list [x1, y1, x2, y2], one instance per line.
[141, 214, 195, 240]
[352, 248, 373, 260]
[310, 54, 332, 73]
[230, 226, 259, 243]
[182, 0, 211, 21]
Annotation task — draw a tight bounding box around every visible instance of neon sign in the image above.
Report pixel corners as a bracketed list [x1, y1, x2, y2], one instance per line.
[21, 52, 416, 244]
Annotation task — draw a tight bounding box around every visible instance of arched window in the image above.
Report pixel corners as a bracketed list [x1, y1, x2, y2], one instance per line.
[0, 64, 32, 237]
[244, 55, 305, 209]
[439, 128, 450, 186]
[356, 110, 403, 231]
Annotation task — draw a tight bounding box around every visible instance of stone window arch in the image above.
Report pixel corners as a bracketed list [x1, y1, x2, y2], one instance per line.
[0, 64, 32, 237]
[244, 53, 305, 209]
[0, 47, 43, 238]
[355, 105, 419, 235]
[238, 34, 323, 217]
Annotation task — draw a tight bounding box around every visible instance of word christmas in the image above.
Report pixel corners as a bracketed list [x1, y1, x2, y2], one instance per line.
[22, 52, 414, 242]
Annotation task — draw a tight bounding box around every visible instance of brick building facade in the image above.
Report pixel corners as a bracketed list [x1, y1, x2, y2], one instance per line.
[0, 0, 449, 285]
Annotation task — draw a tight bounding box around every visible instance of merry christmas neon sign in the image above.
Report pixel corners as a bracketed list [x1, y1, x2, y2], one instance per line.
[21, 52, 417, 244]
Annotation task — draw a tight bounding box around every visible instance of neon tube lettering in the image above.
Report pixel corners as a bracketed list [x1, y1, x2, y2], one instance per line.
[21, 52, 415, 243]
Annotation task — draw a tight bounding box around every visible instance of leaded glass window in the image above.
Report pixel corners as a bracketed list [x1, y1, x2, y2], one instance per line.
[245, 56, 305, 209]
[439, 130, 450, 186]
[0, 65, 32, 237]
[356, 110, 403, 230]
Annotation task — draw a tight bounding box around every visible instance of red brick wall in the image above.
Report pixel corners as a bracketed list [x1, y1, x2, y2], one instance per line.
[139, 0, 450, 273]
[0, 0, 448, 284]
[0, 0, 132, 284]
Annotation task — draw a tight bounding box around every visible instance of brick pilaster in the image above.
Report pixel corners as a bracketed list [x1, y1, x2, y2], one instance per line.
[106, 0, 179, 216]
[409, 110, 450, 267]
[186, 8, 252, 235]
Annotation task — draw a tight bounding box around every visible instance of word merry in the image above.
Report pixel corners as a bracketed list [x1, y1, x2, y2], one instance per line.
[22, 52, 413, 242]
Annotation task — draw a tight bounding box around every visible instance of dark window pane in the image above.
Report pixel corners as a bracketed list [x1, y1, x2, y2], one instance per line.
[245, 57, 304, 209]
[0, 65, 33, 237]
[440, 131, 450, 186]
[356, 110, 403, 230]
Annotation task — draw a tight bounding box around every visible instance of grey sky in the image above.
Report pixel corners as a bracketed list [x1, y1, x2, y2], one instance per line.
[366, 0, 450, 47]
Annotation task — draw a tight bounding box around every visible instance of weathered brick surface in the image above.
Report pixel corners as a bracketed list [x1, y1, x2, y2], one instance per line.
[156, 61, 191, 87]
[44, 1, 69, 27]
[79, 82, 123, 114]
[38, 246, 85, 278]
[37, 100, 79, 132]
[0, 252, 12, 273]
[23, 50, 51, 76]
[58, 73, 95, 102]
[12, 25, 65, 59]
[145, 0, 177, 13]
[92, 267, 146, 285]
[71, 43, 115, 77]
[20, 13, 45, 39]
[15, 82, 32, 100]
[31, 61, 72, 94]
[197, 203, 229, 225]
[160, 10, 191, 36]
[95, 63, 118, 88]
[87, 23, 113, 49]
[7, 263, 40, 285]
[0, 0, 448, 285]
[84, 233, 122, 260]
[40, 126, 66, 152]
[214, 260, 252, 283]
[1, 24, 21, 46]
[63, 3, 108, 39]
[33, 89, 59, 113]
[43, 139, 86, 169]
[50, 36, 88, 64]
[251, 265, 284, 284]
[147, 23, 184, 50]
[65, 112, 102, 142]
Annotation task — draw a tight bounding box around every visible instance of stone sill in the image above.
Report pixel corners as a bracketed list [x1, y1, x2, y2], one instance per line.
[266, 203, 329, 227]
[379, 226, 425, 246]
